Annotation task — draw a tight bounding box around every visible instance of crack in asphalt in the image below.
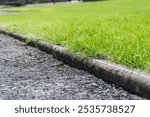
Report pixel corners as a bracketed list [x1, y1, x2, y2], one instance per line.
[0, 34, 145, 100]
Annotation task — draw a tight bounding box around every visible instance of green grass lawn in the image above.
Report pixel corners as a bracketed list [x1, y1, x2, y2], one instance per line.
[0, 0, 150, 71]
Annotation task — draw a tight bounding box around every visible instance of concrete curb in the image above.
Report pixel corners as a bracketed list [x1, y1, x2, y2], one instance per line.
[0, 29, 150, 99]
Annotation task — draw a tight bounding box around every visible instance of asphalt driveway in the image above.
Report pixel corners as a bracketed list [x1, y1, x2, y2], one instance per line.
[0, 34, 145, 100]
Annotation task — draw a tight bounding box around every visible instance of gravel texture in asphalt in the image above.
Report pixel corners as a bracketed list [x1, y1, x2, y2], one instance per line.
[0, 34, 145, 100]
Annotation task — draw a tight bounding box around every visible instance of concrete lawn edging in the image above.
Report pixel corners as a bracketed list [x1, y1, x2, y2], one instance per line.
[0, 29, 150, 99]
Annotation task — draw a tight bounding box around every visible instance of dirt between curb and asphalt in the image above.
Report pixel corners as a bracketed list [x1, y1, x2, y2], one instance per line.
[0, 29, 150, 99]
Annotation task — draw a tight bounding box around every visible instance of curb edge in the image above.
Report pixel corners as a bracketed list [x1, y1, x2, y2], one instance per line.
[0, 29, 150, 99]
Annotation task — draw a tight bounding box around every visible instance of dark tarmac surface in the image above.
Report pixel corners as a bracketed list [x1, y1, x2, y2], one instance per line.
[0, 34, 145, 100]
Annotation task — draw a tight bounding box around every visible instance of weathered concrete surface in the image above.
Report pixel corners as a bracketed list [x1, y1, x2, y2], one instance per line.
[0, 34, 145, 99]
